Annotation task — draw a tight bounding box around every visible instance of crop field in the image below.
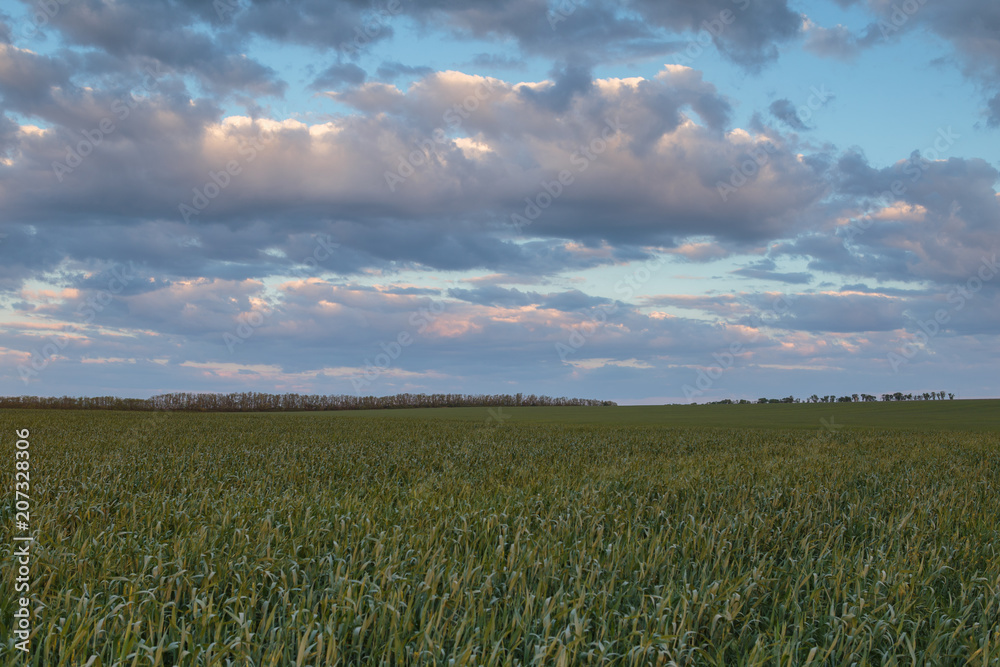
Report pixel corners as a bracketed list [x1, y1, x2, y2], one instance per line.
[331, 399, 1000, 432]
[1, 409, 999, 665]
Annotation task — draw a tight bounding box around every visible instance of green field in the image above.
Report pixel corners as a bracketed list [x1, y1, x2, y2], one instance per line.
[1, 408, 999, 665]
[333, 398, 1000, 431]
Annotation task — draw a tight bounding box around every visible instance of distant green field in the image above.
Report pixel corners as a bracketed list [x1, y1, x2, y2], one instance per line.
[331, 398, 1000, 431]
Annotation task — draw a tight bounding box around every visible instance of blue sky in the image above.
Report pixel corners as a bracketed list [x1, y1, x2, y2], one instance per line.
[1, 0, 999, 403]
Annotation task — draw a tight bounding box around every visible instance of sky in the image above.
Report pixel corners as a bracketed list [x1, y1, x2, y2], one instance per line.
[1, 0, 999, 404]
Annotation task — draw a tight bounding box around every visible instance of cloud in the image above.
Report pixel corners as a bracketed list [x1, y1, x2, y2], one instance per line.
[518, 59, 594, 113]
[0, 112, 18, 157]
[799, 151, 1000, 286]
[0, 44, 73, 117]
[988, 93, 1000, 129]
[0, 66, 834, 292]
[732, 268, 813, 284]
[626, 0, 803, 70]
[803, 23, 863, 61]
[35, 0, 285, 98]
[311, 62, 367, 90]
[3, 0, 1000, 400]
[769, 98, 811, 131]
[376, 61, 434, 80]
[22, 0, 810, 77]
[665, 241, 732, 262]
[468, 53, 526, 69]
[448, 285, 611, 311]
[806, 0, 1000, 127]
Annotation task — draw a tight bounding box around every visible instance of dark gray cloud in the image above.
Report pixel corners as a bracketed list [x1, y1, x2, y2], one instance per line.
[376, 61, 434, 80]
[413, 0, 659, 61]
[802, 21, 883, 60]
[771, 151, 1000, 290]
[36, 0, 285, 98]
[22, 0, 809, 78]
[468, 53, 526, 69]
[232, 0, 389, 53]
[0, 113, 18, 158]
[447, 285, 609, 311]
[769, 98, 811, 131]
[448, 285, 536, 308]
[311, 62, 367, 90]
[988, 93, 1000, 129]
[740, 292, 904, 333]
[626, 0, 803, 70]
[0, 44, 73, 118]
[518, 59, 594, 113]
[732, 267, 814, 284]
[803, 24, 859, 60]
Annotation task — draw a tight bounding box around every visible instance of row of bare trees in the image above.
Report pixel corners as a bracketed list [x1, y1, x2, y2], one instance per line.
[709, 391, 955, 405]
[0, 392, 617, 412]
[808, 392, 955, 402]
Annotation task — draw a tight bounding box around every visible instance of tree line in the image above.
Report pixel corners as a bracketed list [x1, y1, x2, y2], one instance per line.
[707, 391, 955, 405]
[0, 392, 617, 412]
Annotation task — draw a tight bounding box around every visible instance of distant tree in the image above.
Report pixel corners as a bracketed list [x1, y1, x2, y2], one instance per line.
[0, 392, 618, 412]
[948, 393, 955, 400]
